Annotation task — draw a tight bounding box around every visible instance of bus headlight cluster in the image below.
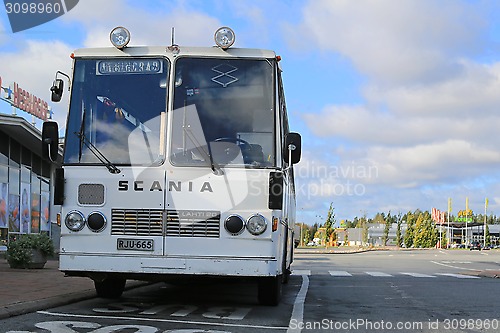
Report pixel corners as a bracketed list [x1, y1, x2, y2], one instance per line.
[246, 214, 267, 235]
[87, 212, 107, 232]
[224, 213, 267, 236]
[224, 215, 245, 236]
[65, 210, 86, 232]
[65, 211, 107, 232]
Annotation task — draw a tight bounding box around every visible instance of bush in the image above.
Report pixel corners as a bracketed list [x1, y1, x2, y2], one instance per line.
[6, 233, 55, 268]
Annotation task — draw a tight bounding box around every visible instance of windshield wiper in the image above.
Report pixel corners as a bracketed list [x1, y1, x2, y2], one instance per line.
[183, 127, 223, 176]
[74, 131, 121, 174]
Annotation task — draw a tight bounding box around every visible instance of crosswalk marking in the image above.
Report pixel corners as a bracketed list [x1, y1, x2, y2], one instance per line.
[329, 271, 352, 277]
[400, 272, 436, 278]
[365, 271, 392, 277]
[293, 270, 480, 279]
[436, 273, 480, 279]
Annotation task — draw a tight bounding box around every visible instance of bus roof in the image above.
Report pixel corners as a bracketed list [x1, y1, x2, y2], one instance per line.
[72, 46, 277, 59]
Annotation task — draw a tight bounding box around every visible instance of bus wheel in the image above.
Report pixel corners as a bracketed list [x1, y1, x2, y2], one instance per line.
[258, 275, 282, 306]
[283, 267, 291, 284]
[94, 278, 126, 298]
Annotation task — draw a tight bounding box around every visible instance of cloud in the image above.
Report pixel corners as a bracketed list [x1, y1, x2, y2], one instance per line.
[366, 60, 500, 118]
[290, 0, 500, 222]
[62, 0, 221, 48]
[0, 39, 73, 125]
[294, 0, 486, 85]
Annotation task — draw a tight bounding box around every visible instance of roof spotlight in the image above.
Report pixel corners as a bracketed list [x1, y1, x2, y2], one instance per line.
[110, 26, 131, 49]
[214, 26, 235, 50]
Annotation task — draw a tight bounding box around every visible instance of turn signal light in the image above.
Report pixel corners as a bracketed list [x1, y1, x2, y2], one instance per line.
[272, 217, 279, 232]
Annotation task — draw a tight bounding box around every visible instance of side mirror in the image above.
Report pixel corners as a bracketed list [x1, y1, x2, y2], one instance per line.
[42, 121, 59, 163]
[283, 132, 301, 165]
[50, 78, 64, 102]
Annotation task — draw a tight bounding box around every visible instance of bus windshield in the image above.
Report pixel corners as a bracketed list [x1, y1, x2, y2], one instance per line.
[64, 58, 169, 166]
[170, 58, 276, 168]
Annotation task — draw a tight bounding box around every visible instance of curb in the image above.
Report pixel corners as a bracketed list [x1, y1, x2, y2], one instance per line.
[0, 290, 96, 320]
[0, 281, 151, 320]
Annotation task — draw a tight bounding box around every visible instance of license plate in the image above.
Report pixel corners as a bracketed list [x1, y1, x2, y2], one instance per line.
[117, 238, 154, 251]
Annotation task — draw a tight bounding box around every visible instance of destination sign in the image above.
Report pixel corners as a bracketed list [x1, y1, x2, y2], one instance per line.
[97, 59, 163, 75]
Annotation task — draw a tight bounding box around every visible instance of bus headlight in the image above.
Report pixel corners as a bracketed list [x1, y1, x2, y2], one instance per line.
[110, 26, 131, 49]
[65, 210, 86, 232]
[87, 211, 107, 233]
[224, 215, 245, 236]
[246, 214, 267, 235]
[214, 27, 235, 49]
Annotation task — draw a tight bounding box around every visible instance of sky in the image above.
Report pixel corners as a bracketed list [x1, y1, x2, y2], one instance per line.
[1, 0, 500, 226]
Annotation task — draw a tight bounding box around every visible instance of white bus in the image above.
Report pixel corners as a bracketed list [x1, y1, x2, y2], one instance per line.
[43, 27, 301, 305]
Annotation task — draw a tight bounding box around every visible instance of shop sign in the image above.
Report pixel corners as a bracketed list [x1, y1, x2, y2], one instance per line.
[0, 75, 49, 121]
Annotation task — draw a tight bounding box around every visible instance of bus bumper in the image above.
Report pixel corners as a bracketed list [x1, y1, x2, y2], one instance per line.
[59, 253, 280, 278]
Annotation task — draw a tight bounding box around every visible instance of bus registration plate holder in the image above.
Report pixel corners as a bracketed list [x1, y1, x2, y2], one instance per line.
[117, 238, 154, 251]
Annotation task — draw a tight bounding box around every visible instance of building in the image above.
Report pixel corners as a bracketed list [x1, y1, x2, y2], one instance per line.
[0, 76, 59, 251]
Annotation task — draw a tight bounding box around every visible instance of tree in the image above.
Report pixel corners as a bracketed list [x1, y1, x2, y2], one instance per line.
[413, 213, 438, 248]
[355, 215, 369, 245]
[404, 211, 415, 248]
[310, 223, 319, 242]
[485, 224, 491, 246]
[323, 203, 336, 246]
[395, 212, 403, 247]
[382, 212, 392, 246]
[302, 226, 311, 245]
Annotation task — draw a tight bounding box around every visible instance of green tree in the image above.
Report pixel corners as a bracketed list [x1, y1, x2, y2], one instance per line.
[395, 212, 403, 247]
[413, 213, 438, 248]
[485, 223, 491, 246]
[323, 203, 336, 245]
[302, 226, 311, 245]
[404, 211, 415, 248]
[310, 223, 319, 241]
[355, 215, 369, 245]
[382, 212, 392, 246]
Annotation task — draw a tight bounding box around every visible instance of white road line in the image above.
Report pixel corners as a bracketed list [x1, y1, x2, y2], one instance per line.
[287, 274, 310, 333]
[430, 260, 478, 271]
[38, 311, 288, 330]
[292, 270, 311, 276]
[400, 272, 436, 278]
[329, 271, 352, 277]
[436, 273, 480, 279]
[365, 271, 392, 277]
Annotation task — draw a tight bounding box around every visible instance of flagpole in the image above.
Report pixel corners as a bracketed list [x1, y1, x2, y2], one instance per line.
[447, 198, 451, 248]
[465, 197, 469, 246]
[484, 198, 488, 248]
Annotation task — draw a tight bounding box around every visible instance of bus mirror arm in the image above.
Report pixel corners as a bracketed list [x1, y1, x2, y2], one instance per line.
[42, 121, 60, 163]
[50, 71, 70, 102]
[283, 132, 301, 170]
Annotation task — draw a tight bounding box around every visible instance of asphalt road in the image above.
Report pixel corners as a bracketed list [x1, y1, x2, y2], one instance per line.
[2, 249, 499, 333]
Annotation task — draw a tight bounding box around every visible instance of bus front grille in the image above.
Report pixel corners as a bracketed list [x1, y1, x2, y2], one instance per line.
[111, 209, 164, 236]
[111, 209, 220, 238]
[78, 183, 105, 205]
[166, 210, 220, 238]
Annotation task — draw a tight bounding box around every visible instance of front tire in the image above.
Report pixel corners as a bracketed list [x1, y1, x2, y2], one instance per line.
[258, 275, 283, 306]
[94, 278, 126, 298]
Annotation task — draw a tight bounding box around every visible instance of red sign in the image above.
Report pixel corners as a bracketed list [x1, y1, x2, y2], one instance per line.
[0, 75, 50, 121]
[13, 82, 49, 121]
